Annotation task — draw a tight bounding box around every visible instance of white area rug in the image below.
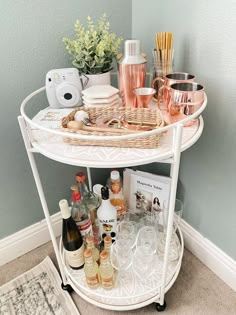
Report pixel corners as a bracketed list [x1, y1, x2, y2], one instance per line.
[0, 256, 79, 315]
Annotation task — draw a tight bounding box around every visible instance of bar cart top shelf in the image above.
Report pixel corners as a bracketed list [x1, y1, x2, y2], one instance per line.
[21, 87, 207, 169]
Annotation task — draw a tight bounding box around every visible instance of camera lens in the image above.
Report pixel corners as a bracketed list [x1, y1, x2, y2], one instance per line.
[64, 93, 72, 100]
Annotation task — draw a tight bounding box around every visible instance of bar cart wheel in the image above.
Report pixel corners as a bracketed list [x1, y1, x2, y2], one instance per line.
[156, 300, 167, 312]
[61, 283, 74, 293]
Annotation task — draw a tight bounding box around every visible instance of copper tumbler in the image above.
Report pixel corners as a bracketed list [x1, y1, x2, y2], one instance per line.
[168, 82, 205, 126]
[152, 72, 195, 112]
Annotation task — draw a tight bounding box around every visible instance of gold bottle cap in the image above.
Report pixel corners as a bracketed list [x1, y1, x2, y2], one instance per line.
[84, 249, 92, 258]
[86, 236, 94, 244]
[100, 250, 108, 260]
[71, 184, 79, 192]
[76, 172, 85, 183]
[104, 235, 112, 244]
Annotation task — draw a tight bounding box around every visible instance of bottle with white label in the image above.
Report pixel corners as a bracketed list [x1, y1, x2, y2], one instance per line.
[71, 185, 93, 241]
[97, 186, 117, 243]
[59, 199, 84, 270]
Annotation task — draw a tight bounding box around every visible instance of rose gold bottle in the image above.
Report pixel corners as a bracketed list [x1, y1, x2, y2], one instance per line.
[118, 40, 146, 107]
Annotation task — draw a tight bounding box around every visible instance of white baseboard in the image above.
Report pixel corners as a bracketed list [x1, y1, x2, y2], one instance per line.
[179, 218, 236, 292]
[0, 213, 235, 293]
[0, 212, 62, 267]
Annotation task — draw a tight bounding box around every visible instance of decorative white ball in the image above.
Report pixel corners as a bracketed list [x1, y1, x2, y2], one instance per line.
[74, 110, 89, 122]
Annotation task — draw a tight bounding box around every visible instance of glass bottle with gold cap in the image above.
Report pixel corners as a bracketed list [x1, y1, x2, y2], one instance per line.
[83, 249, 99, 289]
[86, 236, 100, 264]
[99, 250, 114, 289]
[104, 235, 112, 257]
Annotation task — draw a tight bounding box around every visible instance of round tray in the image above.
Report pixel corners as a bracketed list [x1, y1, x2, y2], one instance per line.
[59, 228, 184, 309]
[20, 87, 207, 168]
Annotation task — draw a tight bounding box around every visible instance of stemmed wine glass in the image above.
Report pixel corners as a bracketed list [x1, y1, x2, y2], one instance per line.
[132, 244, 158, 281]
[156, 199, 183, 261]
[110, 239, 133, 282]
[116, 221, 136, 248]
[136, 225, 158, 254]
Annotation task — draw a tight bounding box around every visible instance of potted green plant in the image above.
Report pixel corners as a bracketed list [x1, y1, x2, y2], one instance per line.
[63, 14, 123, 87]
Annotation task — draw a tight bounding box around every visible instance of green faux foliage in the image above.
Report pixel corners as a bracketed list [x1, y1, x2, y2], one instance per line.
[63, 14, 123, 74]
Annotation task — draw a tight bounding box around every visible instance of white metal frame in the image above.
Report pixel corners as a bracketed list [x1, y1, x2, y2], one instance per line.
[18, 87, 207, 311]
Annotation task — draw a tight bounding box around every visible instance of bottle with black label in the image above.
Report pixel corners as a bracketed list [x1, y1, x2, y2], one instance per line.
[97, 186, 117, 243]
[59, 199, 84, 270]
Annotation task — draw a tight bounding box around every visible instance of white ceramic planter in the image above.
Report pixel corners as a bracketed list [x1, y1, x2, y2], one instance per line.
[84, 71, 111, 89]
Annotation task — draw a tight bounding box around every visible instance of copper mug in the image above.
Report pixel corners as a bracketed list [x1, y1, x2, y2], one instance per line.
[167, 82, 205, 126]
[152, 72, 195, 111]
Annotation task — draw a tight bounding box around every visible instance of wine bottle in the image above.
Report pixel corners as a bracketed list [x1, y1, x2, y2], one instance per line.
[59, 199, 84, 270]
[97, 186, 117, 242]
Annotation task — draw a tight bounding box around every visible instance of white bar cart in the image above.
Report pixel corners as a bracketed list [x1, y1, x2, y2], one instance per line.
[18, 87, 207, 312]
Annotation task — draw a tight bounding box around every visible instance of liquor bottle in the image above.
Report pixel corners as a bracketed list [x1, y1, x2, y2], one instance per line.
[59, 199, 84, 270]
[71, 185, 93, 241]
[97, 186, 117, 242]
[109, 170, 126, 220]
[83, 249, 99, 288]
[99, 250, 114, 289]
[76, 172, 100, 231]
[86, 236, 100, 264]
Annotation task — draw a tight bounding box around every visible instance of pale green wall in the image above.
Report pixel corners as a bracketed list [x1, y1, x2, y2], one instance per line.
[0, 0, 132, 238]
[132, 0, 236, 260]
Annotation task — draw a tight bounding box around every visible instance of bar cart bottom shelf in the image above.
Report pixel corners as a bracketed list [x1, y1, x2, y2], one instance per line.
[59, 227, 184, 311]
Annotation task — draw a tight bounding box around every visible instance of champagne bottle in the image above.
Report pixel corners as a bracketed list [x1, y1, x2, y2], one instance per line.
[97, 186, 117, 242]
[59, 199, 84, 270]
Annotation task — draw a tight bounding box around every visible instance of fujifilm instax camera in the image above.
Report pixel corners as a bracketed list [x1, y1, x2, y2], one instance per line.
[46, 68, 83, 108]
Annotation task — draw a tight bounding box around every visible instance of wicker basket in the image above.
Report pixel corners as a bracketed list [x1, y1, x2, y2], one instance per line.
[61, 107, 163, 149]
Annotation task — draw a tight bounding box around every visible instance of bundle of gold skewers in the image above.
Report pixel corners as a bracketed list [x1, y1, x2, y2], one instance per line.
[153, 32, 174, 76]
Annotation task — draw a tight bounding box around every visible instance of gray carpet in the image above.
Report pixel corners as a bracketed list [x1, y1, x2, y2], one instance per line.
[0, 241, 235, 315]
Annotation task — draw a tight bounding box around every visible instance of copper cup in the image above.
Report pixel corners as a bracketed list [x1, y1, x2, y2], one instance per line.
[168, 82, 205, 126]
[133, 88, 156, 108]
[152, 72, 195, 111]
